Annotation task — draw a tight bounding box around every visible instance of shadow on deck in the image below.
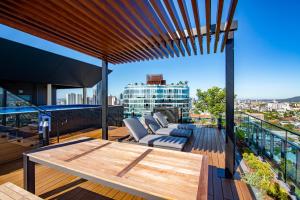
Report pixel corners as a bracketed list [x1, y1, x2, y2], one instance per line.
[0, 127, 254, 200]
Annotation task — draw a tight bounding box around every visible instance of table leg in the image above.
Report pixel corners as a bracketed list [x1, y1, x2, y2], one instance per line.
[23, 154, 35, 193]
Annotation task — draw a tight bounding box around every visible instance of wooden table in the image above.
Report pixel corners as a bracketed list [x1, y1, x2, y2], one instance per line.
[23, 137, 208, 200]
[0, 182, 42, 200]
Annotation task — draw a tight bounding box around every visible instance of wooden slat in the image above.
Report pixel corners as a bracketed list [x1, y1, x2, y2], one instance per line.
[102, 0, 166, 59]
[90, 0, 158, 60]
[149, 0, 185, 56]
[108, 0, 168, 59]
[196, 156, 208, 200]
[0, 0, 238, 63]
[163, 0, 191, 56]
[121, 0, 173, 58]
[214, 0, 224, 53]
[2, 0, 136, 63]
[191, 0, 204, 54]
[178, 0, 197, 55]
[65, 142, 111, 162]
[63, 0, 145, 62]
[117, 149, 153, 177]
[135, 0, 179, 57]
[205, 0, 211, 54]
[0, 12, 120, 64]
[221, 0, 238, 52]
[60, 0, 144, 62]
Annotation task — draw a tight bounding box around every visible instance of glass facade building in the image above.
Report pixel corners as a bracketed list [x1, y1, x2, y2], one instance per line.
[123, 83, 190, 120]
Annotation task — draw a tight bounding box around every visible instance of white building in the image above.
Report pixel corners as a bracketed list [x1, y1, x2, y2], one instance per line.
[66, 93, 76, 105]
[96, 82, 102, 105]
[65, 93, 83, 105]
[76, 94, 83, 104]
[108, 95, 118, 105]
[123, 75, 190, 120]
[267, 101, 291, 112]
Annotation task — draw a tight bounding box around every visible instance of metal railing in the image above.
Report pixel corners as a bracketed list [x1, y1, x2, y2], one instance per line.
[235, 112, 300, 191]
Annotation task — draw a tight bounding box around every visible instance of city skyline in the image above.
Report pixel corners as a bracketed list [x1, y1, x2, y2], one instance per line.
[1, 1, 300, 99]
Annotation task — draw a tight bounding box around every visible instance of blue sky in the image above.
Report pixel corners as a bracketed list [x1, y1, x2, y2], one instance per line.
[1, 1, 300, 99]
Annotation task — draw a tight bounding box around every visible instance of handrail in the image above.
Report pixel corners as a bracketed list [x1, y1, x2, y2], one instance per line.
[1, 87, 63, 143]
[246, 120, 300, 150]
[238, 111, 300, 137]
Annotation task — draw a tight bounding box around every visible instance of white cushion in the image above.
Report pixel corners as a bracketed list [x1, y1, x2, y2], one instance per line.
[139, 135, 187, 150]
[155, 128, 192, 138]
[168, 123, 196, 130]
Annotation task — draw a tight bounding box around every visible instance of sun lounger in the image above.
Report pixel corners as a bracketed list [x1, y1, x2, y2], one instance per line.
[140, 115, 192, 138]
[123, 118, 187, 151]
[153, 112, 196, 130]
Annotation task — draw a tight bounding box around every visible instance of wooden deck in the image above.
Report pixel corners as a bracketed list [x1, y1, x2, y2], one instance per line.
[0, 127, 253, 200]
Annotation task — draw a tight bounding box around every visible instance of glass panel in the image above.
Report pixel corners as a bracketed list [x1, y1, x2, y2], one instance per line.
[0, 86, 40, 164]
[236, 112, 300, 198]
[286, 143, 297, 181]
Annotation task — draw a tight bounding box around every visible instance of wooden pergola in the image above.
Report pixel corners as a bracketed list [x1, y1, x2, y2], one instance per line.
[0, 0, 238, 178]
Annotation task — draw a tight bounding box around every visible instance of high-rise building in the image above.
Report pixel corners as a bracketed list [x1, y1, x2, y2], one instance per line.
[65, 93, 83, 105]
[76, 94, 83, 104]
[96, 82, 102, 105]
[108, 95, 118, 105]
[92, 89, 97, 105]
[119, 93, 124, 105]
[66, 93, 76, 105]
[123, 74, 190, 120]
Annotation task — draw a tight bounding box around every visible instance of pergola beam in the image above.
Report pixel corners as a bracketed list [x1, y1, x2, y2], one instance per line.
[221, 0, 238, 52]
[205, 0, 211, 54]
[163, 0, 191, 56]
[214, 0, 224, 53]
[191, 0, 204, 54]
[150, 0, 185, 57]
[188, 21, 238, 39]
[92, 0, 157, 60]
[0, 12, 120, 64]
[178, 0, 197, 55]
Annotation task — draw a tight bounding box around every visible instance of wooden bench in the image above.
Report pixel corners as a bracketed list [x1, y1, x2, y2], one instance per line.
[0, 182, 42, 200]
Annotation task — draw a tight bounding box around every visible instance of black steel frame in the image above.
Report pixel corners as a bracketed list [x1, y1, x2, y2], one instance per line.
[225, 31, 235, 178]
[101, 60, 108, 140]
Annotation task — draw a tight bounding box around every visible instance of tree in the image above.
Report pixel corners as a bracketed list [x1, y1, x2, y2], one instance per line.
[195, 86, 225, 118]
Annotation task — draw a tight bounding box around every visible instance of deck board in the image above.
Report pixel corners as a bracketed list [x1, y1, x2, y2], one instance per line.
[0, 127, 253, 200]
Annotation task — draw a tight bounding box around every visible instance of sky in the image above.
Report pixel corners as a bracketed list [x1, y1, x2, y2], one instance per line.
[1, 1, 300, 99]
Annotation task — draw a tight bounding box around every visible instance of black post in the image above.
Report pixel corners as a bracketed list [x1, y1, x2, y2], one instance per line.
[101, 60, 108, 140]
[225, 32, 235, 179]
[23, 154, 35, 193]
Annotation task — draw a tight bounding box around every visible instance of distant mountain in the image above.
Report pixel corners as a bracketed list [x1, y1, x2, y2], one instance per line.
[278, 96, 300, 103]
[237, 96, 300, 102]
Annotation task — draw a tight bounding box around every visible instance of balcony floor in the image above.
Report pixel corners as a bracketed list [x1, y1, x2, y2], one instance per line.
[0, 127, 253, 200]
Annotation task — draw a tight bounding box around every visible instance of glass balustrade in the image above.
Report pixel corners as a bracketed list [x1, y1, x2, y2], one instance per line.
[236, 112, 300, 197]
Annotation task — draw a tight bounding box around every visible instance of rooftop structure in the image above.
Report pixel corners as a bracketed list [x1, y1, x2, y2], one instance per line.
[0, 38, 111, 106]
[146, 74, 166, 85]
